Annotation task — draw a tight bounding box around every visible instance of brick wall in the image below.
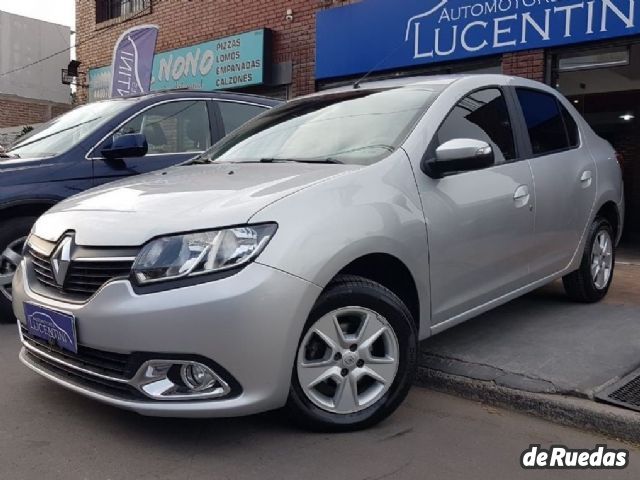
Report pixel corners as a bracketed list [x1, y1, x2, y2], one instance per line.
[0, 96, 72, 128]
[51, 104, 73, 118]
[501, 49, 545, 82]
[75, 0, 336, 102]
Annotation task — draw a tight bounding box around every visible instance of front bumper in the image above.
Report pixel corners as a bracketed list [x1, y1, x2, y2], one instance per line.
[13, 261, 321, 417]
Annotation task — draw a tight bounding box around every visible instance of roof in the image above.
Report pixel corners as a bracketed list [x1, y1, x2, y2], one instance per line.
[102, 89, 282, 107]
[306, 73, 535, 97]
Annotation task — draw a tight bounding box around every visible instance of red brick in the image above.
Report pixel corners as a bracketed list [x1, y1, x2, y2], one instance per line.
[502, 50, 545, 82]
[0, 97, 71, 128]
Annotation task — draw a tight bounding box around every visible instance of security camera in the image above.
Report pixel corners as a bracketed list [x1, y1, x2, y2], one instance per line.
[285, 8, 293, 21]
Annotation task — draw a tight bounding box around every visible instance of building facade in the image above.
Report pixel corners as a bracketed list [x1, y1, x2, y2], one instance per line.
[76, 0, 639, 233]
[0, 11, 72, 133]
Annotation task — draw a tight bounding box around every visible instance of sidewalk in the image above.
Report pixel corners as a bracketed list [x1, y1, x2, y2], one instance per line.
[417, 247, 640, 442]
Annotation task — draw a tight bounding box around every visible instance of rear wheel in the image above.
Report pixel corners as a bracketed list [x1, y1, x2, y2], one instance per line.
[287, 275, 417, 431]
[563, 217, 615, 303]
[0, 217, 36, 323]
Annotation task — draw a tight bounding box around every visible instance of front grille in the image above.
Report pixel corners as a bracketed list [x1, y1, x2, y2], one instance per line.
[23, 349, 146, 401]
[22, 327, 134, 378]
[28, 246, 134, 301]
[21, 327, 146, 401]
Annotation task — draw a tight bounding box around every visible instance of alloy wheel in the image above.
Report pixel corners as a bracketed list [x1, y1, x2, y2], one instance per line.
[296, 306, 399, 415]
[591, 229, 613, 290]
[0, 236, 27, 301]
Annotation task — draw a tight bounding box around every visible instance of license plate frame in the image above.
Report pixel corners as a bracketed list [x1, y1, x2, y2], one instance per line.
[24, 302, 78, 354]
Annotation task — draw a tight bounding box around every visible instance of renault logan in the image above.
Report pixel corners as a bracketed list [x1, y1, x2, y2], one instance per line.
[13, 75, 624, 431]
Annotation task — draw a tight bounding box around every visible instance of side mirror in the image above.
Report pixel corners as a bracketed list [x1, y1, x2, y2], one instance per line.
[101, 133, 148, 160]
[427, 139, 494, 177]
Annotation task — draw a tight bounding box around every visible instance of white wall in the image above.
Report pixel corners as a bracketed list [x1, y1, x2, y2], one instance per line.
[0, 11, 71, 104]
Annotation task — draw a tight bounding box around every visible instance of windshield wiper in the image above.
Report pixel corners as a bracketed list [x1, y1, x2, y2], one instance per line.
[188, 156, 213, 165]
[0, 152, 19, 159]
[187, 157, 344, 166]
[259, 158, 343, 164]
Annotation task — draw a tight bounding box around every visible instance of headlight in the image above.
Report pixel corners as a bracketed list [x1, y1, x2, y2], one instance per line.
[132, 223, 277, 285]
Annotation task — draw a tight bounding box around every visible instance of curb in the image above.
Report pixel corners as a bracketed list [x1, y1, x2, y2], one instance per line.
[415, 366, 640, 445]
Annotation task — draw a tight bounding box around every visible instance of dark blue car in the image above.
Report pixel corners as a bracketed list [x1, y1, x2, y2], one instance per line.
[0, 90, 280, 320]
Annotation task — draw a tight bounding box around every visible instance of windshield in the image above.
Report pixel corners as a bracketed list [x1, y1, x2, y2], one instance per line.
[8, 100, 135, 158]
[196, 86, 442, 166]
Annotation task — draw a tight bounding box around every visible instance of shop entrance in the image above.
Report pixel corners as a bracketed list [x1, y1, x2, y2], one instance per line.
[551, 41, 640, 243]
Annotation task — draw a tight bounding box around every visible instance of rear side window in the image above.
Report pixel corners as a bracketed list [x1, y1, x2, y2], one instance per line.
[516, 89, 569, 155]
[217, 101, 268, 134]
[436, 88, 516, 164]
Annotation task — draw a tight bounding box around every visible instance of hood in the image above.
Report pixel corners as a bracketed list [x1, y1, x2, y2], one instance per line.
[0, 155, 55, 173]
[33, 162, 361, 246]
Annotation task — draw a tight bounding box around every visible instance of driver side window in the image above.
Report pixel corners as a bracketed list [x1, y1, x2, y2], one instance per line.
[112, 100, 211, 155]
[436, 88, 516, 165]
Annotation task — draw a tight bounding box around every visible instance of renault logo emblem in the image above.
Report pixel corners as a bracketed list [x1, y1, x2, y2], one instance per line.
[51, 236, 73, 286]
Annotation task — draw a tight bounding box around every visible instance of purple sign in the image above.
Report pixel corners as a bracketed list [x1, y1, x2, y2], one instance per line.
[110, 24, 159, 98]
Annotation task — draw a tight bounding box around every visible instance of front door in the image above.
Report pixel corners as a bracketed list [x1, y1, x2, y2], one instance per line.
[91, 99, 213, 186]
[415, 88, 536, 325]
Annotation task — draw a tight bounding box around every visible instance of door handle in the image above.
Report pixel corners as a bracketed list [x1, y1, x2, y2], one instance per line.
[513, 185, 530, 208]
[580, 170, 593, 188]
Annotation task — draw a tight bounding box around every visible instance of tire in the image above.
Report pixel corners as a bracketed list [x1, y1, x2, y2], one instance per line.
[287, 274, 418, 431]
[562, 217, 615, 303]
[0, 217, 36, 323]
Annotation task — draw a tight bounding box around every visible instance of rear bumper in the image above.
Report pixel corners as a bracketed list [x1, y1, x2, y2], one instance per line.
[13, 261, 321, 417]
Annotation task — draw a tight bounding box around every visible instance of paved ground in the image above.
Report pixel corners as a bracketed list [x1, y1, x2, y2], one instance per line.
[617, 236, 640, 265]
[421, 261, 640, 398]
[0, 322, 638, 480]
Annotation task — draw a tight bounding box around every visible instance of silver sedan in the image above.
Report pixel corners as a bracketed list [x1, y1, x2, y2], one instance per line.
[13, 74, 624, 430]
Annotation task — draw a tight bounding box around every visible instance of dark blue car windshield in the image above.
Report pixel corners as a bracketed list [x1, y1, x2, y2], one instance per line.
[9, 100, 134, 158]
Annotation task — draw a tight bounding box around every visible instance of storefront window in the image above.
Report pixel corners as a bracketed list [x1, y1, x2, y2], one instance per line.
[558, 47, 630, 72]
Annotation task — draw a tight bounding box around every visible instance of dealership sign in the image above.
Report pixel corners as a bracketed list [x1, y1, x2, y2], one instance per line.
[89, 29, 268, 101]
[110, 25, 159, 98]
[316, 0, 639, 79]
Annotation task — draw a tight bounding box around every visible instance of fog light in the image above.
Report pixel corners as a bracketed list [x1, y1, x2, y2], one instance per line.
[133, 360, 232, 400]
[180, 363, 218, 392]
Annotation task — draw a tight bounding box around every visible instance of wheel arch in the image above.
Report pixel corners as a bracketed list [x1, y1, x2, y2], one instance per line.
[595, 201, 621, 243]
[327, 253, 421, 334]
[0, 199, 58, 223]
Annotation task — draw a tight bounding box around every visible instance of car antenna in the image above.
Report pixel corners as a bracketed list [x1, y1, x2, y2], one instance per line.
[353, 42, 408, 90]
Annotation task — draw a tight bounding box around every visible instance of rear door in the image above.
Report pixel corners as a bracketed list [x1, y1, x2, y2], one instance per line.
[415, 87, 536, 325]
[91, 99, 213, 185]
[513, 88, 596, 279]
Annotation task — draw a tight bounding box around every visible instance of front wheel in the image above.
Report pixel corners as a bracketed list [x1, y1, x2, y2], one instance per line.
[563, 217, 615, 303]
[0, 217, 36, 323]
[287, 275, 417, 431]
